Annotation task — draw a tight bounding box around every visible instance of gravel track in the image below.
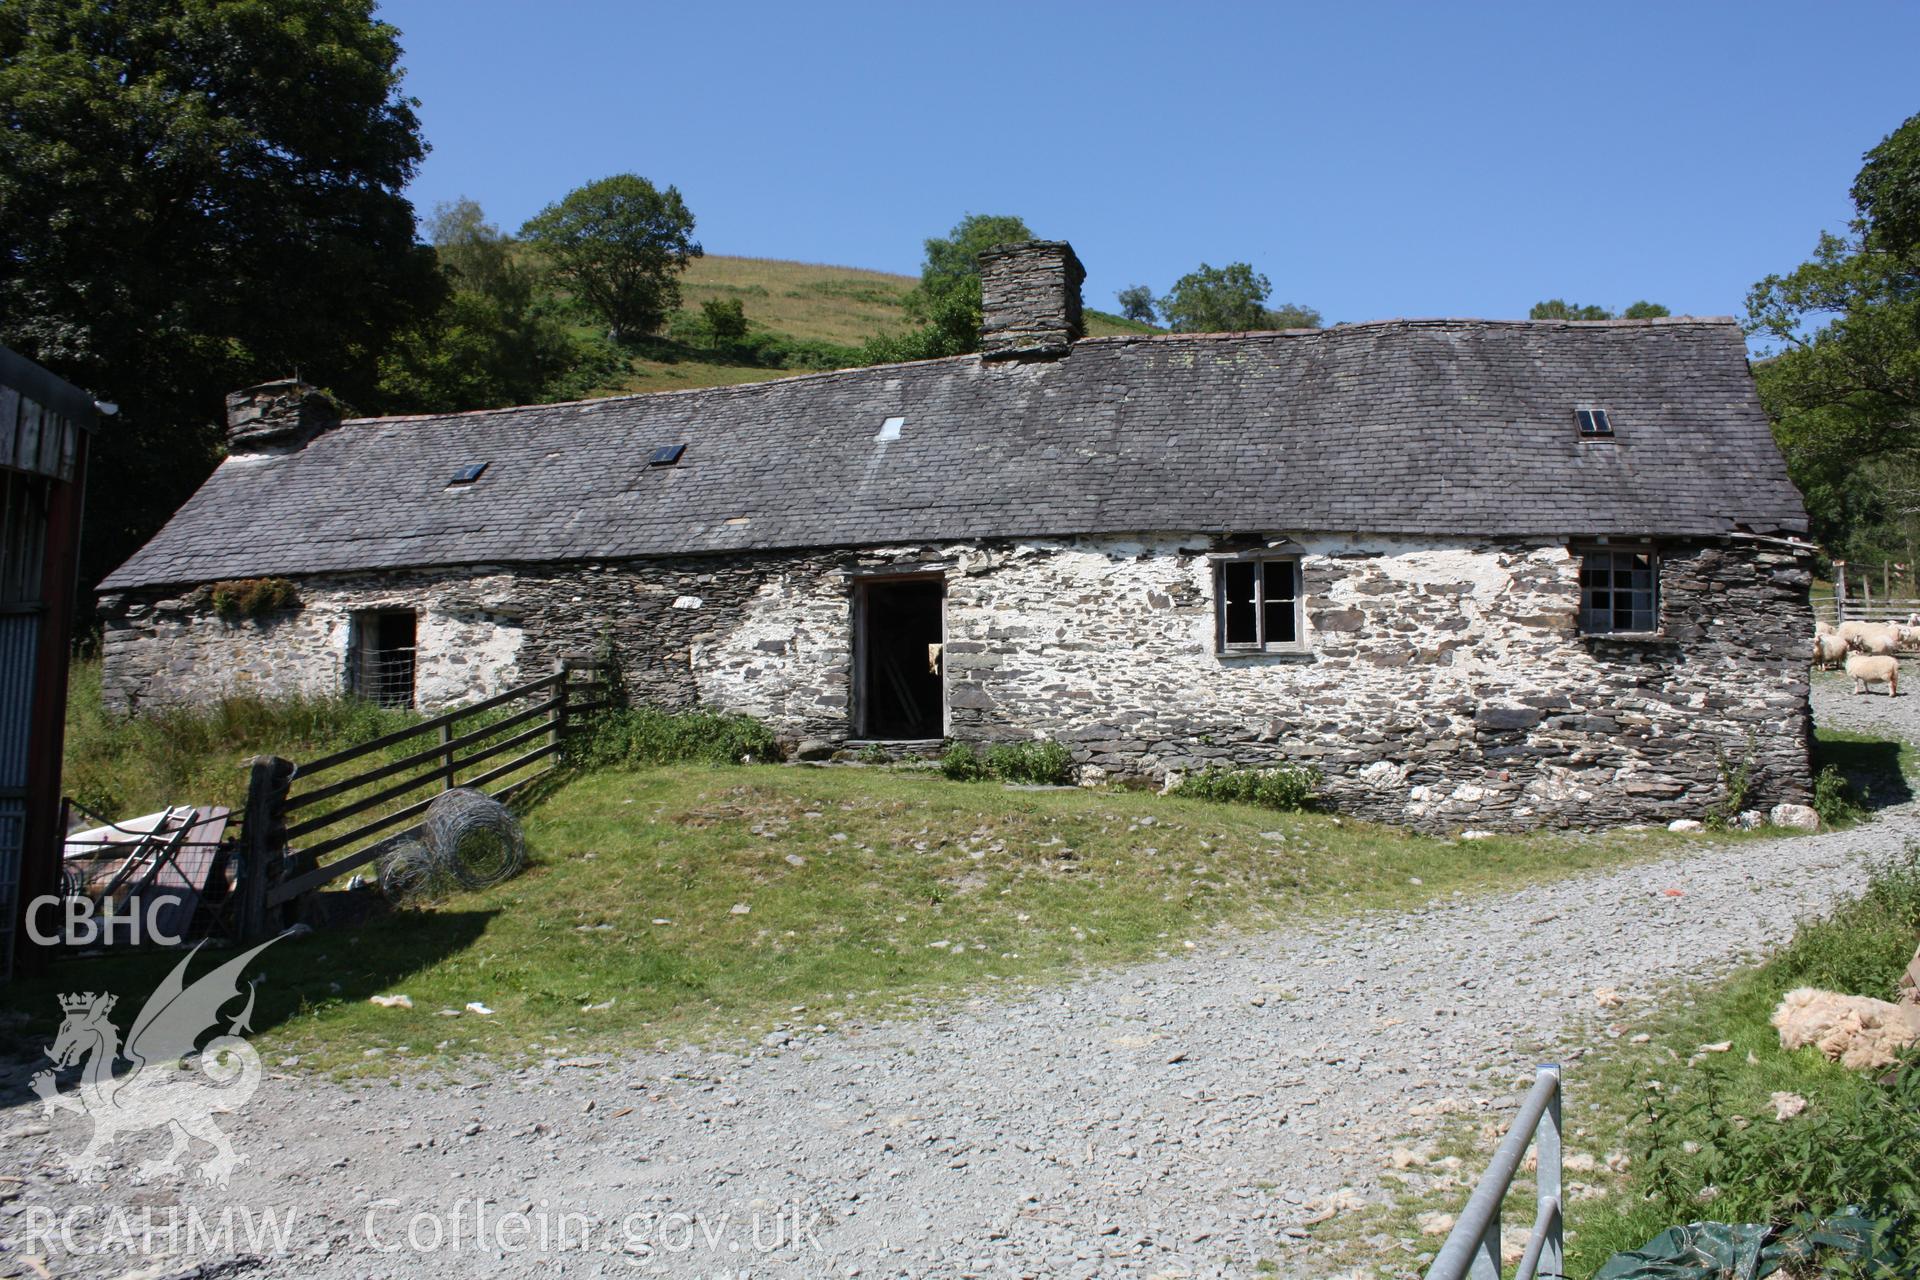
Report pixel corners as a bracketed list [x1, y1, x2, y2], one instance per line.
[4, 680, 1914, 1280]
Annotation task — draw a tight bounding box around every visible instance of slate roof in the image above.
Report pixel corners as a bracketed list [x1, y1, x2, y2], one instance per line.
[102, 317, 1808, 591]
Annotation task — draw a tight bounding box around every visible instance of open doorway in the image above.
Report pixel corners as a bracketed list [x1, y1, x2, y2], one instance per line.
[349, 609, 417, 709]
[854, 577, 945, 740]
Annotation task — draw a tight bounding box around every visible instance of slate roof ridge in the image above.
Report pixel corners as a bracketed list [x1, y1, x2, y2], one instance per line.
[1074, 314, 1738, 346]
[334, 315, 1742, 430]
[335, 348, 984, 428]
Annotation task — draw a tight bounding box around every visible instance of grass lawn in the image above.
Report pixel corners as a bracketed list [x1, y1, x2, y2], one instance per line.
[8, 757, 1765, 1074]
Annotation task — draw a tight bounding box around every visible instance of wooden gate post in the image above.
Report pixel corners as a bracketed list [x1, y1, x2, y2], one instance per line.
[1835, 559, 1848, 624]
[236, 755, 294, 942]
[550, 657, 571, 758]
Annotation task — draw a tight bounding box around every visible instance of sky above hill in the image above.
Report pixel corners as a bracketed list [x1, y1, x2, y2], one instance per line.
[382, 0, 1918, 329]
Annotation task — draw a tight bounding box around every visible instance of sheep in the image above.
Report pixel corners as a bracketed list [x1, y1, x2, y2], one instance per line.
[1861, 626, 1903, 657]
[1841, 621, 1902, 655]
[1846, 651, 1899, 696]
[1773, 987, 1920, 1072]
[1812, 631, 1849, 670]
[1816, 618, 1836, 637]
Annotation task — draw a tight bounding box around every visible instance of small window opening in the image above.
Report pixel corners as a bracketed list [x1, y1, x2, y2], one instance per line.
[649, 444, 686, 466]
[1216, 558, 1302, 652]
[349, 609, 417, 708]
[1578, 546, 1656, 634]
[447, 462, 487, 486]
[1576, 408, 1613, 437]
[876, 416, 905, 442]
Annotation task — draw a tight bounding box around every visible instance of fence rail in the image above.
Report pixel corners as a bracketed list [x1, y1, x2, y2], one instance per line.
[1813, 597, 1920, 626]
[232, 656, 608, 938]
[1424, 1064, 1562, 1280]
[1829, 557, 1920, 628]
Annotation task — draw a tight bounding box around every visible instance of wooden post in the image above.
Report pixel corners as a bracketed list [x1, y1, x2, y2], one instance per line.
[1835, 560, 1848, 624]
[549, 658, 570, 759]
[439, 720, 455, 791]
[236, 755, 293, 943]
[1884, 561, 1892, 603]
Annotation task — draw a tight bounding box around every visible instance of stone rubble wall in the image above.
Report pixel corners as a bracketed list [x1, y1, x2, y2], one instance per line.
[98, 532, 1812, 830]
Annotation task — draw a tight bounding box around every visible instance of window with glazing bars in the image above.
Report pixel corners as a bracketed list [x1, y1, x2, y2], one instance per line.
[1578, 547, 1657, 634]
[1216, 558, 1302, 651]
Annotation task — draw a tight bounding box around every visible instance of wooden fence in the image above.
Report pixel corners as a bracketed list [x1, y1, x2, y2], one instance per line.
[230, 656, 609, 940]
[1821, 558, 1920, 627]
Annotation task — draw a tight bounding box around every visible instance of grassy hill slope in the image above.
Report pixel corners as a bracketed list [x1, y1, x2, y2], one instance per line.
[575, 255, 1158, 398]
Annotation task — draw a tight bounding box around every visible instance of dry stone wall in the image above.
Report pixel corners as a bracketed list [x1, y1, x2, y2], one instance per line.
[98, 532, 1812, 830]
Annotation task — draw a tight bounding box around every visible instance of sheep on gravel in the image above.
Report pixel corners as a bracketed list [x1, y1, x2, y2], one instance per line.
[1846, 651, 1899, 696]
[1812, 631, 1849, 670]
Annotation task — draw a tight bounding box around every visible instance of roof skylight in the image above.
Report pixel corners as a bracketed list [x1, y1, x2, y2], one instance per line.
[1576, 408, 1613, 438]
[876, 416, 905, 442]
[447, 462, 488, 486]
[649, 444, 686, 466]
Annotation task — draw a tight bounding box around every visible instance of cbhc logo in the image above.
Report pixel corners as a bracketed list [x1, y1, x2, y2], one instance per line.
[26, 894, 186, 947]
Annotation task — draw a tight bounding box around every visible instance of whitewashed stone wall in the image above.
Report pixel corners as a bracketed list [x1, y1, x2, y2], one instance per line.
[98, 569, 530, 712]
[98, 530, 1813, 830]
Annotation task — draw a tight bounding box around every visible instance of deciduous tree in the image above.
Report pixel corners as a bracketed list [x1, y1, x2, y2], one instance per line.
[862, 213, 1034, 361]
[1116, 285, 1157, 325]
[1529, 299, 1615, 321]
[375, 200, 582, 414]
[701, 297, 750, 347]
[1159, 263, 1272, 333]
[0, 0, 439, 594]
[520, 175, 702, 342]
[1262, 303, 1323, 330]
[1747, 111, 1920, 560]
[1528, 299, 1670, 321]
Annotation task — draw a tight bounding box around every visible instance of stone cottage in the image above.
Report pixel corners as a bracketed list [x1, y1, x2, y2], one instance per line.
[98, 240, 1816, 829]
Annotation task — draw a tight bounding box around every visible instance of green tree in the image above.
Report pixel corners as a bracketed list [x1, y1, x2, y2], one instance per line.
[1530, 299, 1615, 321]
[1262, 303, 1323, 329]
[1159, 263, 1272, 332]
[1854, 110, 1920, 257]
[1116, 285, 1158, 325]
[0, 0, 439, 594]
[861, 213, 1034, 361]
[521, 175, 702, 342]
[1529, 299, 1670, 321]
[426, 197, 531, 311]
[375, 198, 584, 414]
[701, 297, 750, 347]
[1746, 110, 1920, 559]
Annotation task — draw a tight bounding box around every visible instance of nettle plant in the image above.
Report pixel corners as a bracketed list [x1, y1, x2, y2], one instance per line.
[209, 577, 300, 622]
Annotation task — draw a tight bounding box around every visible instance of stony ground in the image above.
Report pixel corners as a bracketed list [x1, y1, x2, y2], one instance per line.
[3, 678, 1913, 1280]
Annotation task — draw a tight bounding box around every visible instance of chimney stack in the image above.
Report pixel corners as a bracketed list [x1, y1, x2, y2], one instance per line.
[978, 240, 1085, 360]
[225, 378, 340, 453]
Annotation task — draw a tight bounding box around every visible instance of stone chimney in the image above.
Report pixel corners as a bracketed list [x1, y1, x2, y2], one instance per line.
[978, 240, 1085, 360]
[225, 378, 340, 453]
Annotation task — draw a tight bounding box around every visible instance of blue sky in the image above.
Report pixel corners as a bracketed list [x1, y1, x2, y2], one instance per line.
[381, 1, 1918, 326]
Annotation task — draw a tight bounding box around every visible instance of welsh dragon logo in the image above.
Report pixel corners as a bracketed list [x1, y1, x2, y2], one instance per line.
[32, 937, 280, 1186]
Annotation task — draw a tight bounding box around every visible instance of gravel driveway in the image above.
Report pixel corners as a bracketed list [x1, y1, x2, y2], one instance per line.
[5, 679, 1915, 1280]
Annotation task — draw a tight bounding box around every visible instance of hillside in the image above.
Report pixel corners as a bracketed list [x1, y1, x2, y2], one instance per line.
[573, 255, 1158, 398]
